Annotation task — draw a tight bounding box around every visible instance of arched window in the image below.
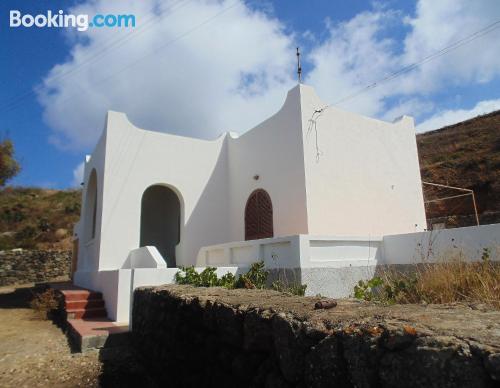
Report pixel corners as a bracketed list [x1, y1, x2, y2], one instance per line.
[245, 189, 273, 240]
[140, 185, 181, 267]
[84, 169, 98, 242]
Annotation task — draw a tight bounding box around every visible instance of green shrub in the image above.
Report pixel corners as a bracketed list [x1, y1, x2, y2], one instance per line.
[174, 261, 310, 296]
[235, 261, 268, 289]
[219, 272, 236, 289]
[353, 277, 384, 301]
[175, 261, 269, 290]
[198, 267, 220, 287]
[175, 266, 201, 285]
[38, 217, 50, 232]
[15, 225, 36, 240]
[271, 279, 307, 296]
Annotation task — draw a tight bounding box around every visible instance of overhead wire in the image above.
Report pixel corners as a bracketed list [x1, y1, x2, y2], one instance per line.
[1, 0, 193, 114]
[308, 19, 500, 116]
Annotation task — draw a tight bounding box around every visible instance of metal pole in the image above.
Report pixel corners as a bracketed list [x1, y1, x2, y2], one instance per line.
[296, 47, 302, 83]
[471, 192, 480, 226]
[422, 181, 473, 193]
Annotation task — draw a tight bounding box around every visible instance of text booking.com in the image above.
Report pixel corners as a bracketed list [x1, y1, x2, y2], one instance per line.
[10, 10, 136, 31]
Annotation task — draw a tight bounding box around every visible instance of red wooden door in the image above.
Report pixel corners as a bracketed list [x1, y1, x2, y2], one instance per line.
[245, 189, 274, 240]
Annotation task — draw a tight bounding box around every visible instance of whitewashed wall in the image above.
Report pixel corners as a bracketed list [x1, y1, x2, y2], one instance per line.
[299, 84, 427, 237]
[76, 128, 107, 273]
[226, 86, 309, 242]
[95, 112, 232, 270]
[382, 223, 500, 264]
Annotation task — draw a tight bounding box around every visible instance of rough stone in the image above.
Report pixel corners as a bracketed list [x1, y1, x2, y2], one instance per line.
[0, 249, 71, 286]
[132, 285, 500, 387]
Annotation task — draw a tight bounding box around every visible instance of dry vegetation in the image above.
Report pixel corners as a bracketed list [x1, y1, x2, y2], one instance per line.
[29, 288, 61, 319]
[356, 249, 500, 309]
[0, 187, 81, 250]
[417, 110, 500, 227]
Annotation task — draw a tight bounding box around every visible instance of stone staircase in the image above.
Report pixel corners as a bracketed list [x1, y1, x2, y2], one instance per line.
[62, 289, 107, 319]
[50, 282, 129, 352]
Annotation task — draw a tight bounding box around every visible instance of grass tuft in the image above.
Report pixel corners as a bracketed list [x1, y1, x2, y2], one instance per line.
[355, 249, 500, 309]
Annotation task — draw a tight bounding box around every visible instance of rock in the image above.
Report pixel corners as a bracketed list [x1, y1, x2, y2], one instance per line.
[132, 285, 500, 388]
[379, 336, 491, 388]
[55, 229, 68, 239]
[0, 249, 71, 286]
[244, 309, 273, 352]
[485, 353, 500, 381]
[304, 335, 351, 388]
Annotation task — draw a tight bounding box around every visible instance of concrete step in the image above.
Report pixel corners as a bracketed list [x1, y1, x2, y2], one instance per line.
[67, 307, 108, 319]
[67, 318, 130, 352]
[49, 282, 127, 352]
[65, 299, 105, 311]
[63, 290, 103, 302]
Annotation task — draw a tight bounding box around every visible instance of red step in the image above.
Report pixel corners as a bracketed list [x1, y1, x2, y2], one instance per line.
[63, 290, 103, 302]
[65, 299, 105, 311]
[50, 283, 108, 320]
[67, 307, 108, 319]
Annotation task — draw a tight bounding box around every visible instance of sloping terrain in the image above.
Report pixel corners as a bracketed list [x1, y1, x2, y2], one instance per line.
[417, 110, 500, 227]
[0, 187, 81, 250]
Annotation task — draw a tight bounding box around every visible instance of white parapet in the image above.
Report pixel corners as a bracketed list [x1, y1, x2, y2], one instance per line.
[74, 224, 500, 323]
[382, 223, 500, 264]
[196, 234, 383, 269]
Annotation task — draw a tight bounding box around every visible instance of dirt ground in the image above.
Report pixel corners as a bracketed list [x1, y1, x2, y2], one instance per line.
[0, 283, 149, 388]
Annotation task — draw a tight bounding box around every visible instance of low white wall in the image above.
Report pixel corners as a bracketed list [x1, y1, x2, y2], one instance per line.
[76, 224, 500, 323]
[382, 223, 500, 264]
[197, 234, 382, 299]
[74, 269, 130, 322]
[197, 235, 382, 269]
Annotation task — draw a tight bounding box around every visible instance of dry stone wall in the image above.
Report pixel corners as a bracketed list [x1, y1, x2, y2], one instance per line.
[132, 285, 500, 388]
[0, 249, 71, 286]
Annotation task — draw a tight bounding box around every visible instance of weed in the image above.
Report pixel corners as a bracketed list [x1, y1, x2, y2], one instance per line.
[353, 277, 384, 301]
[30, 288, 60, 319]
[353, 250, 500, 308]
[271, 279, 307, 296]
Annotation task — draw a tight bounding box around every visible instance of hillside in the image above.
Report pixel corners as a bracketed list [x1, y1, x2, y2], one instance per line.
[0, 187, 81, 250]
[417, 110, 500, 228]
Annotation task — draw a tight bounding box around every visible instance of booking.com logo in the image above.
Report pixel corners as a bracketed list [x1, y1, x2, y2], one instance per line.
[9, 10, 136, 31]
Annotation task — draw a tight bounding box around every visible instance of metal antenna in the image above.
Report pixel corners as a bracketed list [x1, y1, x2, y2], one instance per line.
[296, 47, 302, 83]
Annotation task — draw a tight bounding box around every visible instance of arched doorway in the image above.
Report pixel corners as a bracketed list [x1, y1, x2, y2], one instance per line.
[84, 169, 98, 242]
[245, 189, 274, 240]
[140, 185, 181, 267]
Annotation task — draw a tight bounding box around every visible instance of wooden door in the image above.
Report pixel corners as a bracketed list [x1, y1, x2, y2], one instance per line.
[245, 189, 274, 240]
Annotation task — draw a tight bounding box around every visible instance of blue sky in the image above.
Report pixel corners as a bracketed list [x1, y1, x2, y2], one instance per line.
[2, 0, 500, 189]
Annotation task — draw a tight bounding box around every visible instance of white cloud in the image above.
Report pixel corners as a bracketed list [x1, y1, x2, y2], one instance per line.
[72, 162, 85, 187]
[381, 98, 434, 123]
[306, 10, 401, 117]
[399, 0, 500, 94]
[416, 98, 500, 132]
[37, 0, 500, 156]
[305, 0, 500, 119]
[37, 0, 295, 150]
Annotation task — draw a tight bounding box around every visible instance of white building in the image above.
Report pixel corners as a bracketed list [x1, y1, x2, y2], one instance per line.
[73, 84, 499, 322]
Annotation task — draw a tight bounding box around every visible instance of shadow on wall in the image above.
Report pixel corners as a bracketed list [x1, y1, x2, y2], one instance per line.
[172, 138, 232, 267]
